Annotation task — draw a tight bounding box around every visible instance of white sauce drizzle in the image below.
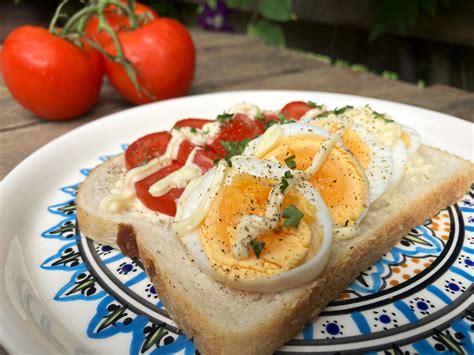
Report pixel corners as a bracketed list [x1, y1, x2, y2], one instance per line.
[100, 122, 221, 213]
[148, 148, 201, 197]
[232, 132, 341, 260]
[227, 102, 261, 119]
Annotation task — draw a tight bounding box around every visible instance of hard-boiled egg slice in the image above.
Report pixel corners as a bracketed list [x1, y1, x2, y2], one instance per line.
[400, 125, 421, 156]
[177, 158, 333, 293]
[303, 115, 394, 202]
[333, 106, 422, 195]
[245, 123, 370, 228]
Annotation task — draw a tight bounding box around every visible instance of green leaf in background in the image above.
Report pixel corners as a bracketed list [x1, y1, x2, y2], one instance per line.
[247, 19, 285, 47]
[207, 0, 218, 10]
[259, 0, 293, 22]
[370, 0, 419, 41]
[225, 0, 254, 9]
[370, 0, 447, 41]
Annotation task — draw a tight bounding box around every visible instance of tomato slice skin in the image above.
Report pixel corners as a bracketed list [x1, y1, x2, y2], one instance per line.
[174, 118, 214, 129]
[209, 113, 264, 157]
[125, 131, 171, 170]
[194, 149, 218, 173]
[176, 140, 218, 173]
[280, 101, 312, 120]
[135, 161, 184, 216]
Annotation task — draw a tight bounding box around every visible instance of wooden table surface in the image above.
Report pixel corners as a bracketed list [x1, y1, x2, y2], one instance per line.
[1, 29, 473, 179]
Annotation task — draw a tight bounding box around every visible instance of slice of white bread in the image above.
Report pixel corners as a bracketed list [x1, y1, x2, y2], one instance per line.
[77, 145, 474, 354]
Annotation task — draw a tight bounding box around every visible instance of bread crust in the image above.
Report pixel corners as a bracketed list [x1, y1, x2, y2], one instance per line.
[77, 145, 474, 354]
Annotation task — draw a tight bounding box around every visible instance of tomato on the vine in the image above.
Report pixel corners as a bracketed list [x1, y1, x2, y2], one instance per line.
[104, 18, 195, 105]
[2, 26, 104, 120]
[85, 1, 158, 49]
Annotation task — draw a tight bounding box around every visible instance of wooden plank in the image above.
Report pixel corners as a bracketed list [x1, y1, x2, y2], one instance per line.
[191, 29, 257, 50]
[192, 43, 331, 92]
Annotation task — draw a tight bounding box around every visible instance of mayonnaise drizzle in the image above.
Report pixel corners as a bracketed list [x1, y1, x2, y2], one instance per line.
[232, 132, 341, 259]
[100, 122, 220, 213]
[149, 148, 201, 197]
[227, 102, 261, 118]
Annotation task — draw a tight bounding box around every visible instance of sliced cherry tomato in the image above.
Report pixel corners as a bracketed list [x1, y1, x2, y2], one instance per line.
[280, 101, 313, 120]
[174, 118, 214, 129]
[175, 140, 196, 165]
[135, 161, 183, 216]
[176, 140, 218, 173]
[209, 113, 263, 157]
[194, 149, 218, 173]
[125, 131, 171, 170]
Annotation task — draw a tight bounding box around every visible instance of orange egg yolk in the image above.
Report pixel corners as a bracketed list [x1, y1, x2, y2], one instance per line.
[262, 134, 368, 227]
[200, 173, 317, 281]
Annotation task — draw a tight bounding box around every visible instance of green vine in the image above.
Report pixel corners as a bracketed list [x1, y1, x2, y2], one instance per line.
[49, 0, 150, 97]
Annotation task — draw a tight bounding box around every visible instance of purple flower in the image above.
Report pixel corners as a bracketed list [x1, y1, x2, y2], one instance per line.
[197, 0, 233, 32]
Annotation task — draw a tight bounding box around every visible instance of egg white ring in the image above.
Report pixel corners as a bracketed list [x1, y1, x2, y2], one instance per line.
[350, 125, 394, 202]
[384, 139, 409, 196]
[401, 125, 421, 156]
[182, 179, 333, 293]
[243, 123, 331, 158]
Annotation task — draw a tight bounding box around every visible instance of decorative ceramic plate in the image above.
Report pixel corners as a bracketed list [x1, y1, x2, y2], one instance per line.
[1, 91, 472, 355]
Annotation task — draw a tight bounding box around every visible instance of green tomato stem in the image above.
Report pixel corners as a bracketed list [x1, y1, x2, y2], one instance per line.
[49, 0, 70, 34]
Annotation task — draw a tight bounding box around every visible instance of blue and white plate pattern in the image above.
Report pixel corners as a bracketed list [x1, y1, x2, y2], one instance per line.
[40, 151, 474, 355]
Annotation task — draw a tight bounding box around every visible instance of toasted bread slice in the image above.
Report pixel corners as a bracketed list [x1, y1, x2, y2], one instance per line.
[77, 145, 474, 354]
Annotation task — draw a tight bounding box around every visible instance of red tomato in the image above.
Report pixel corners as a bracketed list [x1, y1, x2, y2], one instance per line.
[135, 162, 183, 216]
[174, 118, 214, 129]
[194, 149, 219, 173]
[281, 101, 312, 120]
[1, 26, 103, 120]
[104, 18, 195, 105]
[176, 140, 218, 173]
[175, 140, 196, 165]
[85, 2, 158, 49]
[209, 113, 263, 157]
[125, 131, 171, 170]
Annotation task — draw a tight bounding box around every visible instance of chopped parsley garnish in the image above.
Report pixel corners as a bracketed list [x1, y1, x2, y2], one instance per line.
[190, 127, 197, 133]
[264, 119, 277, 130]
[249, 239, 265, 258]
[213, 158, 221, 166]
[216, 112, 233, 123]
[255, 112, 265, 121]
[282, 204, 304, 229]
[221, 138, 251, 157]
[307, 100, 323, 109]
[284, 155, 296, 169]
[333, 105, 354, 115]
[277, 113, 295, 125]
[373, 110, 394, 123]
[279, 170, 293, 193]
[224, 157, 232, 167]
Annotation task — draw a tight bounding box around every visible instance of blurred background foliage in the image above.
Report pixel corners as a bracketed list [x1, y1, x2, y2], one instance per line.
[1, 0, 473, 91]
